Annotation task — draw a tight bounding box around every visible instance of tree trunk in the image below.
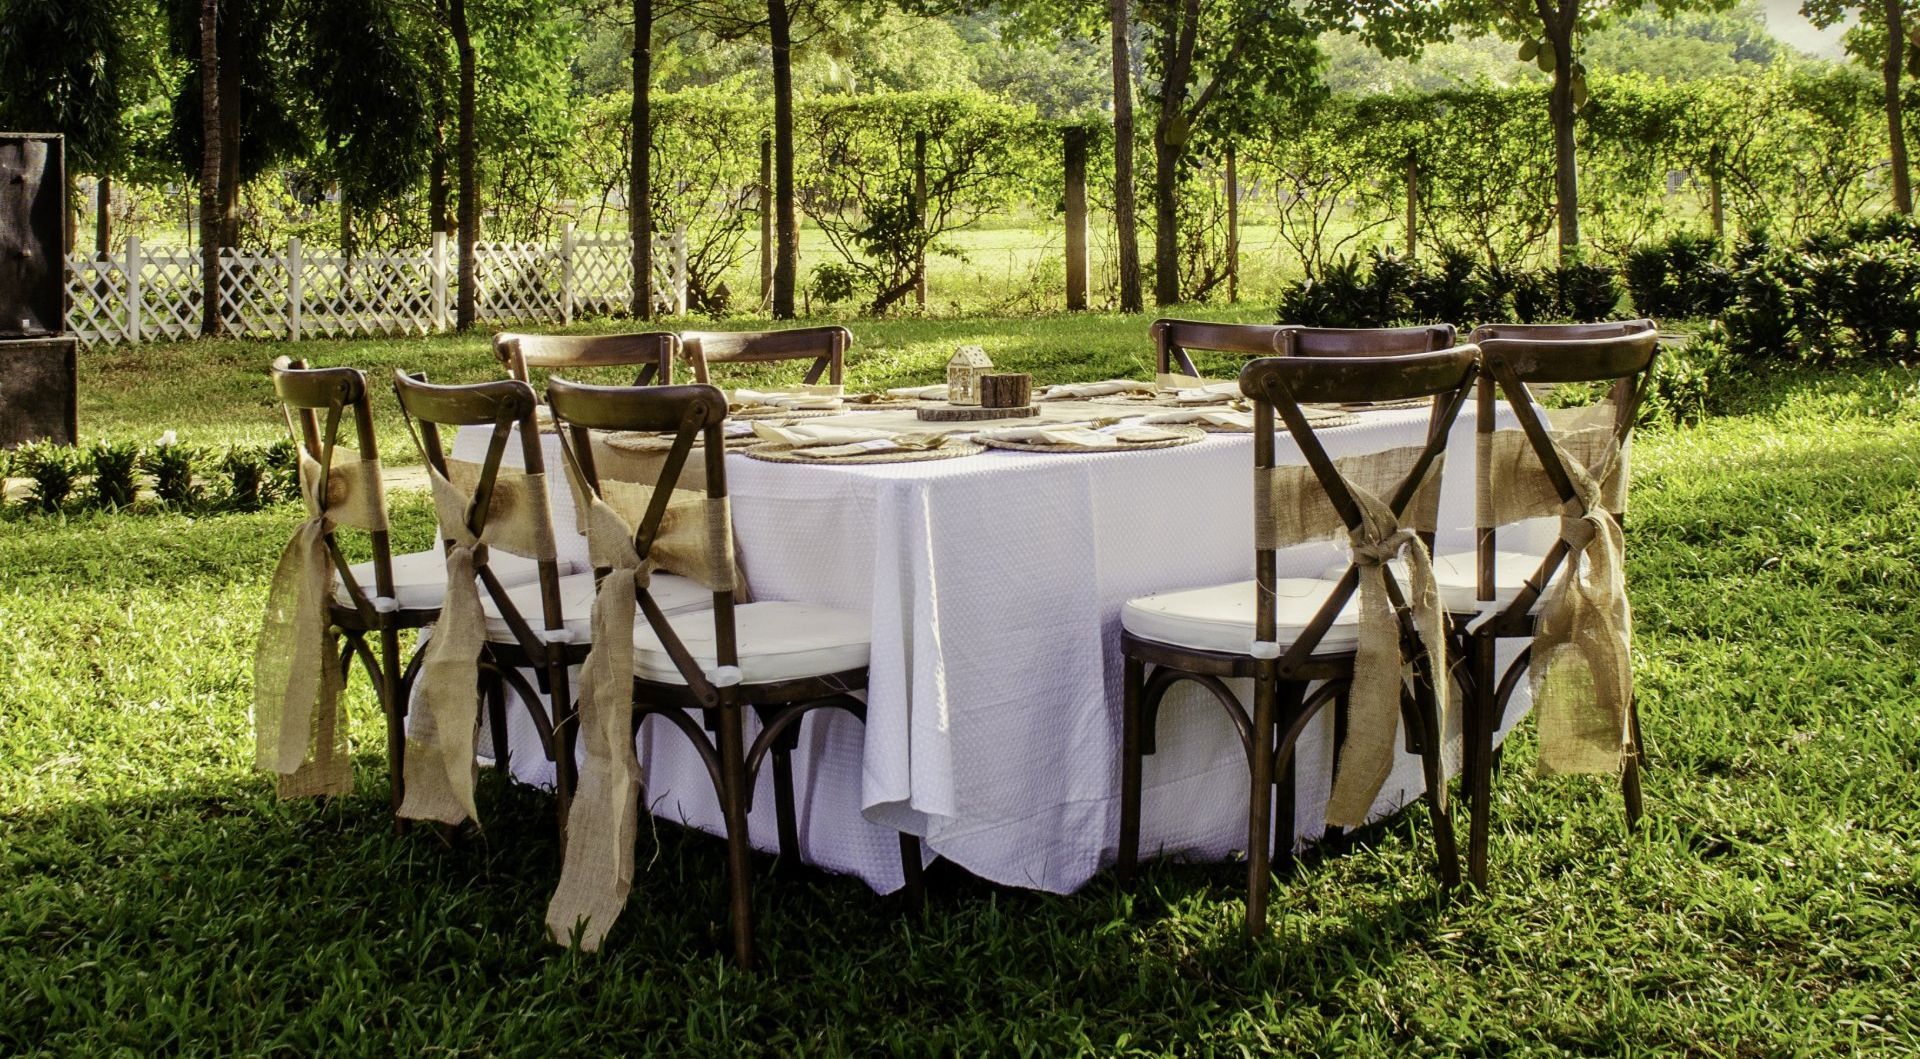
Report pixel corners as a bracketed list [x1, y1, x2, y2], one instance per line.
[95, 175, 111, 256]
[1548, 20, 1579, 260]
[198, 0, 222, 337]
[1109, 0, 1142, 313]
[1885, 0, 1912, 214]
[452, 0, 477, 331]
[217, 11, 241, 249]
[630, 0, 654, 318]
[1151, 134, 1181, 306]
[340, 193, 354, 259]
[769, 0, 798, 319]
[429, 92, 450, 234]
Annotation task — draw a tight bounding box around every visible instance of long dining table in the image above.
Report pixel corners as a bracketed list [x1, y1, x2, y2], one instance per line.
[451, 399, 1545, 895]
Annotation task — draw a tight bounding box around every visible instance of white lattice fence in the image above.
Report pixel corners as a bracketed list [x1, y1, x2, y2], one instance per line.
[65, 228, 687, 346]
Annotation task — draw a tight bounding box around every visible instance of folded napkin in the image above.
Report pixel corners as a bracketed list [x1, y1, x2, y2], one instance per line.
[979, 422, 1185, 448]
[792, 435, 951, 459]
[1144, 408, 1254, 430]
[884, 384, 949, 400]
[1155, 372, 1234, 391]
[1037, 379, 1159, 401]
[751, 421, 890, 448]
[1171, 383, 1244, 406]
[730, 385, 845, 411]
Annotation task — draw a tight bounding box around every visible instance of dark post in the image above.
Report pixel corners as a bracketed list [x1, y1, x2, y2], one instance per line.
[1225, 142, 1240, 304]
[914, 130, 928, 309]
[1064, 125, 1089, 311]
[1709, 143, 1726, 244]
[0, 133, 78, 446]
[759, 132, 773, 310]
[1405, 152, 1419, 261]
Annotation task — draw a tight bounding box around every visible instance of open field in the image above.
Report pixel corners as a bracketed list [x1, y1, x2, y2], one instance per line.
[4, 320, 1920, 1054]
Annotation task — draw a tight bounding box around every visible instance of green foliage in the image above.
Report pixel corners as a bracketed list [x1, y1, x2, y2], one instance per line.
[216, 447, 275, 511]
[14, 443, 79, 514]
[1275, 249, 1621, 328]
[1722, 222, 1920, 364]
[139, 440, 202, 508]
[88, 441, 140, 510]
[0, 0, 130, 171]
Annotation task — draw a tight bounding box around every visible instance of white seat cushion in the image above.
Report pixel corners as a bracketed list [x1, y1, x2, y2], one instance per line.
[333, 547, 546, 611]
[1121, 577, 1361, 656]
[1317, 549, 1544, 613]
[630, 601, 870, 685]
[481, 570, 711, 645]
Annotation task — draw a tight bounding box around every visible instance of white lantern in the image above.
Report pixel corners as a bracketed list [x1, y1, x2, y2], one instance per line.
[946, 345, 993, 406]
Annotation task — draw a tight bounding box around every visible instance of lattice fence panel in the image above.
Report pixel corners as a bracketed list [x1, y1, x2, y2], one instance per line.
[220, 250, 293, 338]
[66, 253, 130, 344]
[140, 246, 204, 341]
[474, 242, 565, 324]
[300, 250, 439, 338]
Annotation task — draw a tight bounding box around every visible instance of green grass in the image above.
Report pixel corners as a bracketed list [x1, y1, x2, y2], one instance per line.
[6, 323, 1920, 1054]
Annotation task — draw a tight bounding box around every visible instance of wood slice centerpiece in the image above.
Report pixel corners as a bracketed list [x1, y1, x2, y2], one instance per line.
[916, 402, 1038, 422]
[979, 373, 1032, 408]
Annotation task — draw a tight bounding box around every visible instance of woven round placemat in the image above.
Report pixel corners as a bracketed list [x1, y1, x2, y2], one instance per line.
[602, 430, 761, 452]
[976, 424, 1205, 453]
[744, 439, 986, 465]
[728, 405, 846, 420]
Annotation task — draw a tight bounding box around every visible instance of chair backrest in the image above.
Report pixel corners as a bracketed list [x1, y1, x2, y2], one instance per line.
[680, 326, 849, 387]
[495, 331, 679, 387]
[270, 356, 397, 619]
[1151, 318, 1290, 377]
[1468, 319, 1656, 345]
[1236, 347, 1480, 670]
[1473, 330, 1660, 623]
[1279, 324, 1457, 358]
[546, 379, 739, 700]
[390, 371, 567, 646]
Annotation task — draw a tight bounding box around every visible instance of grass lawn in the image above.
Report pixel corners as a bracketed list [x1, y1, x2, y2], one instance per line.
[4, 316, 1920, 1054]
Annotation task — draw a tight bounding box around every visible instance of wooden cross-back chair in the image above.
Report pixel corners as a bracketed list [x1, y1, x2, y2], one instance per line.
[679, 326, 849, 387]
[390, 372, 586, 829]
[1451, 330, 1660, 890]
[1469, 319, 1656, 345]
[1116, 347, 1478, 936]
[1278, 324, 1457, 358]
[1151, 318, 1291, 377]
[495, 331, 680, 387]
[269, 356, 429, 822]
[545, 377, 921, 969]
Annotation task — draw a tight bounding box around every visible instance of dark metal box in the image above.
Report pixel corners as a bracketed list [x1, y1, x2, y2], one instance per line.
[0, 133, 67, 339]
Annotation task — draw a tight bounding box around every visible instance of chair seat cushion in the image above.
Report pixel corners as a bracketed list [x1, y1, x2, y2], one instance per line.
[334, 547, 547, 611]
[1121, 577, 1361, 656]
[631, 601, 870, 686]
[481, 570, 711, 645]
[1316, 549, 1544, 613]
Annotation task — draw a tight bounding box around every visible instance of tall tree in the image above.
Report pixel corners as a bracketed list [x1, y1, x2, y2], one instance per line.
[1110, 0, 1143, 312]
[0, 0, 135, 251]
[1462, 0, 1738, 258]
[1138, 0, 1321, 306]
[769, 0, 800, 317]
[199, 0, 223, 335]
[450, 0, 479, 329]
[631, 0, 655, 317]
[1804, 0, 1915, 214]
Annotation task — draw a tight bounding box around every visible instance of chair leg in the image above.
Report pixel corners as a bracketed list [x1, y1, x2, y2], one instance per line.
[548, 663, 577, 823]
[715, 704, 757, 970]
[1245, 672, 1278, 939]
[771, 745, 802, 874]
[1467, 635, 1499, 891]
[1270, 681, 1304, 884]
[379, 627, 408, 834]
[485, 669, 511, 777]
[1621, 693, 1644, 833]
[1414, 674, 1461, 892]
[898, 833, 926, 913]
[1117, 654, 1145, 880]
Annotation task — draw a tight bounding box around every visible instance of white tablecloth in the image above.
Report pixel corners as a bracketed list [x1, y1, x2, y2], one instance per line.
[454, 405, 1542, 894]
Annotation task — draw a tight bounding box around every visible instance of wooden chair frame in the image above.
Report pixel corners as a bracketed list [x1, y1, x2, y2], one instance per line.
[1278, 324, 1457, 358]
[1151, 318, 1291, 377]
[390, 371, 585, 830]
[546, 377, 921, 969]
[271, 357, 432, 826]
[679, 326, 849, 387]
[1468, 319, 1656, 345]
[495, 331, 679, 387]
[1456, 331, 1660, 890]
[1117, 347, 1478, 935]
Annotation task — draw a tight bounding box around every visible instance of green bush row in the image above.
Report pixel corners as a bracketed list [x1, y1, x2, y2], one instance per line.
[1274, 246, 1626, 331]
[2, 439, 299, 518]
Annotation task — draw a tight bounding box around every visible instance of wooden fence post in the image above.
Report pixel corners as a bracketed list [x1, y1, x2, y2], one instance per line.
[286, 236, 303, 341]
[560, 221, 577, 325]
[1405, 152, 1419, 260]
[1064, 125, 1089, 312]
[1709, 143, 1726, 244]
[759, 132, 773, 309]
[125, 235, 143, 344]
[914, 129, 928, 309]
[431, 231, 449, 331]
[1225, 142, 1240, 304]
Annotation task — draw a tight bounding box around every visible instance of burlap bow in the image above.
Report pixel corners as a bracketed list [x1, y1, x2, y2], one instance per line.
[1322, 488, 1449, 829]
[254, 449, 387, 799]
[398, 460, 557, 826]
[1530, 440, 1634, 776]
[546, 442, 736, 950]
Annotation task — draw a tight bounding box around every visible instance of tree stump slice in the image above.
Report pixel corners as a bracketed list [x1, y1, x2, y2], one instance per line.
[980, 373, 1033, 408]
[915, 404, 1038, 422]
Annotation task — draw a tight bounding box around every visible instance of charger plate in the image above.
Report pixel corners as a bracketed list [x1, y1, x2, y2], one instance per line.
[603, 429, 761, 452]
[976, 424, 1205, 453]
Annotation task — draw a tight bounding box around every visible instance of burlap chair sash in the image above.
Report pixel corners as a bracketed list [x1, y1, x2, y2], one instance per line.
[399, 460, 558, 826]
[547, 436, 737, 950]
[568, 436, 741, 593]
[1478, 398, 1635, 775]
[253, 449, 389, 799]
